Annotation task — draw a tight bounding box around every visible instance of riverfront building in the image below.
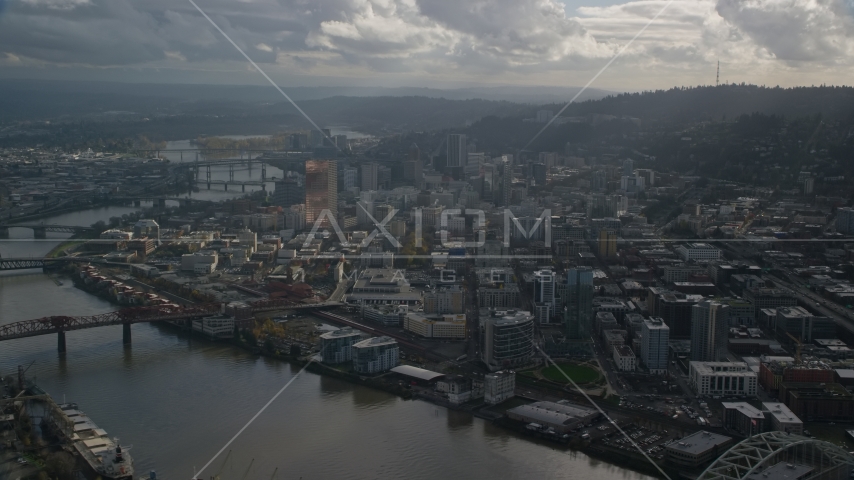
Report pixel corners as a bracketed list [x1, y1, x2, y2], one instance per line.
[722, 402, 764, 437]
[484, 370, 516, 405]
[352, 336, 399, 374]
[506, 401, 598, 434]
[319, 327, 363, 364]
[480, 309, 535, 372]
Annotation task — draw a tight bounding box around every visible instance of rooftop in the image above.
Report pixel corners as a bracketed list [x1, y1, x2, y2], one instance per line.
[507, 401, 597, 426]
[745, 462, 812, 480]
[761, 402, 802, 425]
[722, 402, 764, 419]
[390, 365, 444, 382]
[667, 431, 732, 455]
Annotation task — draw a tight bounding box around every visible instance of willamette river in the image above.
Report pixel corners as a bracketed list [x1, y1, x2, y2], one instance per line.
[0, 208, 654, 479]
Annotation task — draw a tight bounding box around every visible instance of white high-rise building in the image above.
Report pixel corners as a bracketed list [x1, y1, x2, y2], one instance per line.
[641, 317, 670, 374]
[352, 336, 399, 374]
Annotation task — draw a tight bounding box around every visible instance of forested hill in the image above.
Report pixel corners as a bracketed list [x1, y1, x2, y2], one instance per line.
[539, 85, 854, 123]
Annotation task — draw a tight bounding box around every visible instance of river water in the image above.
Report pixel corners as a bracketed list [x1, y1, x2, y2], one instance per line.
[0, 209, 654, 480]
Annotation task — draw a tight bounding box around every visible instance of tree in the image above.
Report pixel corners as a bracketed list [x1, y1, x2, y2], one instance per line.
[46, 451, 76, 480]
[290, 344, 301, 358]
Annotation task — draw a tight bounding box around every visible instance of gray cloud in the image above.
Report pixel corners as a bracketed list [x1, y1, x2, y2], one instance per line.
[716, 0, 854, 64]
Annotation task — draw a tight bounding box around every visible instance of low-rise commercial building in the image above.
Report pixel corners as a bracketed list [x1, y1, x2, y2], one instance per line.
[484, 370, 515, 405]
[362, 304, 408, 327]
[665, 431, 734, 468]
[778, 382, 854, 422]
[436, 375, 473, 404]
[762, 402, 803, 435]
[689, 361, 758, 397]
[506, 401, 598, 434]
[404, 313, 466, 339]
[722, 402, 764, 436]
[613, 345, 636, 371]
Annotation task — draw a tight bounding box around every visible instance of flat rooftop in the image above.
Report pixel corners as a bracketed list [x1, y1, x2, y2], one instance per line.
[762, 402, 802, 425]
[745, 462, 812, 480]
[507, 401, 597, 426]
[390, 365, 444, 382]
[667, 431, 732, 455]
[722, 402, 764, 419]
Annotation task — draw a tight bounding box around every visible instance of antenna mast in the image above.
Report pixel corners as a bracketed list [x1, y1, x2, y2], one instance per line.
[716, 60, 720, 87]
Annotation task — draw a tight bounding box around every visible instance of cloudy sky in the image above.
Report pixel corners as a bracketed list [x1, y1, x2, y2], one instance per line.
[0, 0, 853, 91]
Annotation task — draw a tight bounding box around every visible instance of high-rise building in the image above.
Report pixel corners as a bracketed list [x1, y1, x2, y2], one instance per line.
[305, 160, 337, 227]
[272, 177, 304, 208]
[533, 269, 556, 323]
[598, 230, 617, 258]
[340, 166, 358, 190]
[565, 268, 594, 340]
[837, 207, 854, 234]
[501, 160, 513, 207]
[352, 336, 399, 374]
[691, 300, 730, 362]
[641, 317, 670, 374]
[319, 327, 363, 364]
[447, 134, 467, 168]
[484, 370, 516, 405]
[360, 162, 378, 191]
[531, 162, 547, 186]
[622, 158, 634, 176]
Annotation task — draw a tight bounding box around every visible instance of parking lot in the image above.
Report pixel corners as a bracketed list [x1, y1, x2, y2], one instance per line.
[598, 423, 681, 461]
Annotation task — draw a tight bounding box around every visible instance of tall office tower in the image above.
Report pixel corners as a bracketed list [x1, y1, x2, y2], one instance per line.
[309, 130, 323, 147]
[530, 163, 547, 187]
[501, 160, 513, 207]
[403, 143, 423, 184]
[533, 269, 556, 323]
[305, 160, 337, 227]
[340, 166, 358, 190]
[482, 163, 498, 203]
[591, 170, 607, 191]
[272, 177, 304, 208]
[361, 162, 378, 191]
[565, 267, 594, 340]
[837, 207, 854, 234]
[598, 230, 617, 258]
[409, 142, 421, 162]
[622, 158, 634, 176]
[691, 300, 730, 362]
[446, 134, 467, 168]
[641, 317, 670, 374]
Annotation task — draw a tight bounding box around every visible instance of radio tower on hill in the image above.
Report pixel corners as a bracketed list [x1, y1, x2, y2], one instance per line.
[716, 60, 720, 86]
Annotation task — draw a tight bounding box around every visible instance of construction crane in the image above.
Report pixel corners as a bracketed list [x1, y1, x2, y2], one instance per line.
[17, 361, 35, 393]
[239, 458, 255, 480]
[211, 449, 232, 480]
[786, 332, 803, 363]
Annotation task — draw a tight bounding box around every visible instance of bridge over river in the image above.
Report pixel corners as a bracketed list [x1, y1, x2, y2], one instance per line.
[0, 299, 342, 352]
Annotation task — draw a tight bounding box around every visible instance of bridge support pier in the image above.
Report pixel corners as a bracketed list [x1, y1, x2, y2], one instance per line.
[242, 184, 245, 192]
[134, 200, 141, 207]
[33, 227, 47, 239]
[0, 227, 8, 239]
[224, 184, 228, 191]
[123, 323, 131, 345]
[207, 183, 211, 190]
[57, 331, 66, 353]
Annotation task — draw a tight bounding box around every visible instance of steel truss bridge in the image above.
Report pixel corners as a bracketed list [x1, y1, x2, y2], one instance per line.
[699, 431, 854, 480]
[0, 224, 95, 238]
[0, 298, 341, 351]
